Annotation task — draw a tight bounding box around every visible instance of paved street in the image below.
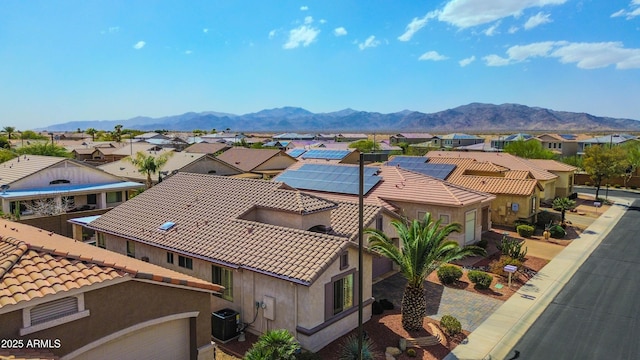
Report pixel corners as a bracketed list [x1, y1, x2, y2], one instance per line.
[510, 198, 640, 359]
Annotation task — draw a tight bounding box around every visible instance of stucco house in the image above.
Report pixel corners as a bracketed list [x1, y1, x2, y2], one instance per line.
[389, 133, 435, 145]
[577, 133, 638, 155]
[216, 148, 297, 178]
[0, 220, 222, 360]
[70, 173, 400, 352]
[0, 155, 143, 219]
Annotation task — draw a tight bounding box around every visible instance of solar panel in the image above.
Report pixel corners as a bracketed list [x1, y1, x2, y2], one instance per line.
[301, 149, 351, 160]
[287, 148, 307, 158]
[275, 164, 381, 195]
[387, 156, 427, 165]
[559, 134, 577, 140]
[389, 163, 456, 180]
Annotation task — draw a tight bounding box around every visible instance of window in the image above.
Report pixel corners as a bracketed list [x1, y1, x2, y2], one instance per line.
[332, 273, 354, 315]
[439, 214, 450, 224]
[212, 265, 233, 301]
[21, 294, 89, 336]
[376, 216, 383, 231]
[167, 252, 174, 264]
[97, 233, 106, 249]
[126, 241, 135, 258]
[531, 197, 537, 214]
[106, 191, 123, 203]
[87, 194, 97, 205]
[417, 211, 427, 220]
[178, 255, 193, 270]
[340, 252, 349, 270]
[558, 143, 562, 149]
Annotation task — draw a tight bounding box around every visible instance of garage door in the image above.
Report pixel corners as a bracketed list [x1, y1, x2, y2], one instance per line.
[71, 318, 190, 360]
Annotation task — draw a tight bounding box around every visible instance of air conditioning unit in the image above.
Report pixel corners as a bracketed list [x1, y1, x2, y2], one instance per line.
[212, 308, 240, 342]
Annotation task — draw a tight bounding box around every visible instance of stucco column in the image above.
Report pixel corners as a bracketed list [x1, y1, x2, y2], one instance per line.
[99, 192, 107, 209]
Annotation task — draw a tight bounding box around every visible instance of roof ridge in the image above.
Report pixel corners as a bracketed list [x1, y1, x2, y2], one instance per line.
[0, 236, 29, 279]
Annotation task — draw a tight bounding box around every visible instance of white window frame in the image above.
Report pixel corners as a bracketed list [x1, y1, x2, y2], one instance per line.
[21, 294, 90, 336]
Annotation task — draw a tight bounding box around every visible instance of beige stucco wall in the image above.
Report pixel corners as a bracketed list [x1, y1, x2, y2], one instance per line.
[549, 171, 574, 197]
[490, 191, 539, 226]
[538, 179, 556, 200]
[11, 161, 122, 190]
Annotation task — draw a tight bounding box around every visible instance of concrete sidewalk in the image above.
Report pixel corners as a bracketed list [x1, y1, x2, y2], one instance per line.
[445, 197, 629, 360]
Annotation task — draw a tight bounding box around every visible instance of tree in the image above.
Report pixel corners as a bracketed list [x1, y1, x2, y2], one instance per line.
[504, 139, 555, 159]
[15, 143, 71, 157]
[85, 128, 98, 141]
[583, 145, 628, 199]
[365, 213, 486, 331]
[244, 329, 299, 360]
[114, 124, 123, 142]
[24, 197, 75, 216]
[125, 151, 173, 189]
[0, 148, 16, 163]
[622, 141, 640, 187]
[552, 197, 576, 224]
[348, 139, 380, 153]
[0, 136, 10, 149]
[2, 126, 16, 140]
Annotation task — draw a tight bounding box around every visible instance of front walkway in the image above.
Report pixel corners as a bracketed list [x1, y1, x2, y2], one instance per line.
[373, 273, 503, 332]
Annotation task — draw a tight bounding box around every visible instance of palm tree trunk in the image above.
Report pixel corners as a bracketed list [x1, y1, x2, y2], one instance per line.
[401, 284, 426, 331]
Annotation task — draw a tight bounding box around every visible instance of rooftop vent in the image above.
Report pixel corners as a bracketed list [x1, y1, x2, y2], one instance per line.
[159, 221, 176, 231]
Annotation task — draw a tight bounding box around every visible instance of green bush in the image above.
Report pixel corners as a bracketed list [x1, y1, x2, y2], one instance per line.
[489, 255, 523, 277]
[549, 224, 566, 239]
[440, 315, 462, 336]
[468, 270, 493, 289]
[613, 184, 621, 188]
[513, 220, 531, 231]
[437, 265, 463, 285]
[338, 334, 376, 360]
[497, 235, 528, 261]
[476, 238, 488, 249]
[536, 211, 559, 228]
[516, 224, 534, 238]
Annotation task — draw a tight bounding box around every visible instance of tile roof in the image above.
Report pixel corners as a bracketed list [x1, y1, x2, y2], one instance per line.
[439, 133, 484, 140]
[0, 155, 66, 185]
[393, 133, 434, 139]
[0, 220, 222, 308]
[85, 173, 381, 285]
[427, 151, 557, 181]
[109, 143, 164, 156]
[184, 142, 230, 154]
[525, 159, 577, 172]
[216, 148, 294, 172]
[98, 151, 206, 181]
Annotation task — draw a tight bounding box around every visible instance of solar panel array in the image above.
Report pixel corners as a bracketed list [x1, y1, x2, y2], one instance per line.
[301, 149, 351, 160]
[387, 157, 456, 180]
[287, 148, 307, 158]
[275, 164, 381, 195]
[559, 134, 577, 140]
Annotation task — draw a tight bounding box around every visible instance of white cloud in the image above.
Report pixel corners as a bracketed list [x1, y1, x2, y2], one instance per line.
[483, 41, 640, 69]
[508, 26, 519, 34]
[419, 51, 448, 61]
[459, 55, 476, 66]
[268, 29, 277, 39]
[358, 36, 380, 50]
[439, 0, 567, 28]
[109, 26, 119, 33]
[398, 11, 439, 41]
[203, 28, 209, 33]
[611, 1, 640, 19]
[334, 27, 347, 36]
[304, 16, 313, 24]
[300, 6, 308, 11]
[319, 19, 327, 24]
[283, 25, 320, 49]
[185, 50, 193, 55]
[133, 41, 145, 50]
[484, 22, 500, 36]
[524, 12, 552, 29]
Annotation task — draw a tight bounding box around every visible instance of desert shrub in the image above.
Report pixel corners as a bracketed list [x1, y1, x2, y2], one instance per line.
[476, 238, 488, 249]
[497, 236, 528, 261]
[440, 315, 462, 336]
[406, 348, 417, 357]
[437, 265, 463, 285]
[536, 211, 559, 228]
[516, 224, 534, 238]
[549, 224, 566, 239]
[338, 334, 376, 360]
[584, 182, 591, 186]
[513, 220, 531, 231]
[468, 270, 493, 289]
[489, 255, 523, 277]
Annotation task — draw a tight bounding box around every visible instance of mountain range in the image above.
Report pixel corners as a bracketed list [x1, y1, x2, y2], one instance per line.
[42, 103, 640, 133]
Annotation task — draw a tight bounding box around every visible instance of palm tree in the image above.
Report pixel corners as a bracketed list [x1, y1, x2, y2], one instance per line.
[244, 329, 299, 360]
[85, 128, 97, 141]
[2, 126, 16, 140]
[114, 124, 123, 142]
[125, 151, 173, 189]
[552, 197, 576, 224]
[365, 213, 486, 331]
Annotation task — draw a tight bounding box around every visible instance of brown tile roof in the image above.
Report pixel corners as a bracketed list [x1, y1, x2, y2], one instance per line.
[98, 151, 208, 181]
[0, 220, 222, 308]
[504, 170, 534, 179]
[216, 148, 295, 172]
[527, 159, 577, 172]
[427, 151, 557, 181]
[110, 143, 164, 156]
[86, 173, 382, 285]
[0, 155, 66, 185]
[71, 148, 97, 155]
[184, 142, 230, 154]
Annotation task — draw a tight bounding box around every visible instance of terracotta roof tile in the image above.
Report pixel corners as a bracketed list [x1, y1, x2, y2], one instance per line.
[427, 151, 557, 180]
[184, 142, 230, 154]
[527, 159, 578, 172]
[87, 173, 383, 285]
[0, 155, 67, 185]
[216, 148, 295, 172]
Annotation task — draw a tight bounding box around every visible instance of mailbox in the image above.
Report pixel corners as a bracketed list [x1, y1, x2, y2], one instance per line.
[504, 265, 518, 273]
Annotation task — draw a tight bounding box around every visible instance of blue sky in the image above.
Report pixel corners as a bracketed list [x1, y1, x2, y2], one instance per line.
[1, 0, 639, 129]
